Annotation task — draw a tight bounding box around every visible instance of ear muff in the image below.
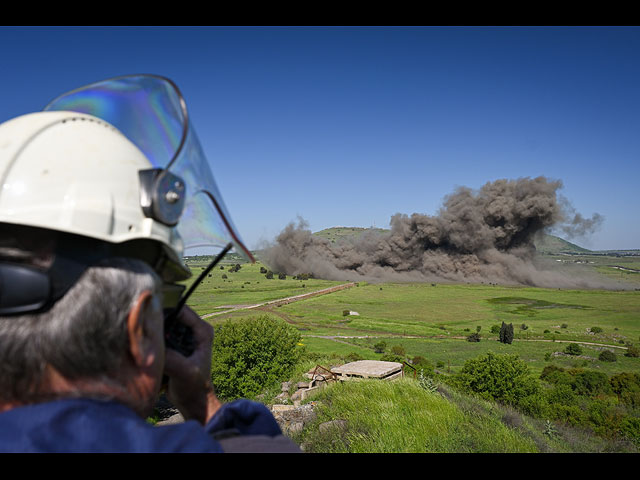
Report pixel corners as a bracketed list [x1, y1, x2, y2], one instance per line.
[0, 263, 50, 315]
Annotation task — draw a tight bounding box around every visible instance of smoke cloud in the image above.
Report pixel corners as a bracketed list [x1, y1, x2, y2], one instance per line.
[263, 176, 615, 289]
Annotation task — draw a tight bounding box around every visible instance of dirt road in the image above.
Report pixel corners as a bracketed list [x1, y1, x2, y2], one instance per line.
[201, 282, 357, 319]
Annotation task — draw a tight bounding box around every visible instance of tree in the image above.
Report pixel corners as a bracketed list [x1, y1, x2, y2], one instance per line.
[391, 345, 406, 356]
[210, 315, 303, 400]
[499, 322, 514, 344]
[564, 343, 583, 356]
[456, 352, 540, 406]
[598, 350, 617, 362]
[467, 332, 481, 342]
[373, 341, 387, 353]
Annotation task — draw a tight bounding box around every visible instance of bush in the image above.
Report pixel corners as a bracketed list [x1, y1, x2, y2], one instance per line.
[610, 372, 640, 406]
[265, 271, 273, 279]
[210, 315, 303, 400]
[373, 341, 387, 354]
[598, 350, 617, 362]
[345, 352, 364, 362]
[573, 370, 611, 396]
[590, 326, 603, 334]
[499, 322, 514, 344]
[391, 345, 406, 356]
[545, 383, 578, 406]
[278, 272, 286, 280]
[455, 352, 540, 407]
[259, 266, 267, 274]
[411, 355, 434, 375]
[380, 354, 404, 363]
[490, 324, 501, 334]
[564, 343, 583, 355]
[625, 345, 640, 358]
[466, 332, 481, 342]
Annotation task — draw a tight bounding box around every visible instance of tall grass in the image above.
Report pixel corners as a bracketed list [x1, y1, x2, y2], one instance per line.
[296, 378, 540, 453]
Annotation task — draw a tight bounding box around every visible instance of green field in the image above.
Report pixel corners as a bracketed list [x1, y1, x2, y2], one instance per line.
[181, 240, 640, 452]
[181, 254, 640, 379]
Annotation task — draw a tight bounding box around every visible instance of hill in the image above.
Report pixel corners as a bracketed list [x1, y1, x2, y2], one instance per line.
[313, 226, 591, 255]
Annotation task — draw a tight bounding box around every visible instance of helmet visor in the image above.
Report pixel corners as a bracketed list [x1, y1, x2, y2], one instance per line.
[43, 74, 254, 262]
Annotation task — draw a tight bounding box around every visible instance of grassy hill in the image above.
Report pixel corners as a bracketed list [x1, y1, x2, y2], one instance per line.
[313, 226, 591, 255]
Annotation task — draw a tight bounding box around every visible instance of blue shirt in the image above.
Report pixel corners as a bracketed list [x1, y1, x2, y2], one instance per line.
[0, 397, 285, 453]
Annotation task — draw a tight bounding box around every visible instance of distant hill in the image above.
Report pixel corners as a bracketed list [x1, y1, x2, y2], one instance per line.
[313, 226, 591, 255]
[532, 234, 592, 254]
[313, 226, 389, 243]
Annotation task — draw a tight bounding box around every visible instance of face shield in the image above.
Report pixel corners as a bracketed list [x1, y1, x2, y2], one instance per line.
[43, 74, 254, 264]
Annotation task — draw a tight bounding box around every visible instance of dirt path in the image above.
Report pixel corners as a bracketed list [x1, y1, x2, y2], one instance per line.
[201, 282, 357, 319]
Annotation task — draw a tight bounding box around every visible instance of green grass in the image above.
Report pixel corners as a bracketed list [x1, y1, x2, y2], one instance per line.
[186, 255, 640, 453]
[179, 260, 344, 316]
[294, 377, 595, 453]
[185, 260, 640, 378]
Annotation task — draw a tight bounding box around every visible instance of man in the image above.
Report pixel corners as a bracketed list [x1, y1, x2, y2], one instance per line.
[0, 76, 301, 453]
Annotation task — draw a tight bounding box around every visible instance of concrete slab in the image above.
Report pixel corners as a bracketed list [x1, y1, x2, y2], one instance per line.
[331, 360, 403, 380]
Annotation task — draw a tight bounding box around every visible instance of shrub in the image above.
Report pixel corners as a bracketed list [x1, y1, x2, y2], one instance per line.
[625, 345, 640, 358]
[265, 271, 273, 279]
[455, 352, 540, 407]
[610, 372, 640, 406]
[466, 332, 481, 342]
[590, 326, 603, 334]
[564, 343, 583, 355]
[573, 370, 611, 396]
[545, 383, 578, 406]
[259, 266, 267, 274]
[499, 322, 514, 344]
[345, 352, 364, 362]
[490, 324, 501, 334]
[373, 341, 387, 354]
[342, 310, 350, 317]
[411, 355, 434, 375]
[540, 364, 565, 381]
[278, 272, 286, 280]
[561, 323, 568, 329]
[391, 345, 406, 356]
[380, 353, 404, 363]
[598, 350, 617, 362]
[210, 315, 303, 400]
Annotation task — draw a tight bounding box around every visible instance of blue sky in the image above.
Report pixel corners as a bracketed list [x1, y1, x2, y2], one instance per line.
[1, 26, 639, 250]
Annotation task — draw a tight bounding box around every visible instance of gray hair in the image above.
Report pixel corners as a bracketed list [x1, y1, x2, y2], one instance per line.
[0, 257, 161, 404]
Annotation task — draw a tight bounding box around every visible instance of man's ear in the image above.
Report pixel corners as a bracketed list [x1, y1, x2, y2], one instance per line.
[127, 290, 156, 367]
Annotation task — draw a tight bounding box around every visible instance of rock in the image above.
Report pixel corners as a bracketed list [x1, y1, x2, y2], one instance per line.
[271, 402, 317, 436]
[275, 391, 290, 403]
[281, 381, 292, 393]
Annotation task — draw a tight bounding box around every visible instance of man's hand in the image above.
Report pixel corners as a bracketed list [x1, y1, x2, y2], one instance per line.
[163, 306, 222, 425]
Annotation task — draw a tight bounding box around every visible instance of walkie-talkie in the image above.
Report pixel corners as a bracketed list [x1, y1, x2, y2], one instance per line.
[163, 243, 233, 356]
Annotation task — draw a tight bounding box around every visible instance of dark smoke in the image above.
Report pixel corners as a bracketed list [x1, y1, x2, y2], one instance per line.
[263, 176, 617, 289]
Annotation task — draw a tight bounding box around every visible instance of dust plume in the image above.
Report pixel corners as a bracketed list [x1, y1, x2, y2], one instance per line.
[263, 177, 614, 289]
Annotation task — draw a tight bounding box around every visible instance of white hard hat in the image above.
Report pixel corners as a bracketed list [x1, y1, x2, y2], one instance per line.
[0, 110, 187, 274]
[0, 75, 254, 315]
